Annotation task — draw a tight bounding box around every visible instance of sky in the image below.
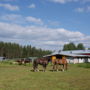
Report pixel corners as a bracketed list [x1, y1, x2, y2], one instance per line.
[0, 0, 90, 50]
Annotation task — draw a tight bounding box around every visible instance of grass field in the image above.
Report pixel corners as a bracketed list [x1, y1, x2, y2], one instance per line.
[0, 61, 90, 90]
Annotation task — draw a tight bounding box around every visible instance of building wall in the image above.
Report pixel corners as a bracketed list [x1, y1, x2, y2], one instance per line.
[88, 58, 90, 62]
[67, 57, 90, 64]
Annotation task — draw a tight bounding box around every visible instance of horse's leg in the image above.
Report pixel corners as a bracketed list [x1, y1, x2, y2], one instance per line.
[62, 64, 65, 72]
[33, 65, 36, 72]
[53, 62, 57, 71]
[33, 62, 37, 72]
[53, 64, 55, 71]
[37, 68, 39, 72]
[65, 63, 68, 71]
[60, 65, 62, 71]
[43, 64, 46, 72]
[56, 64, 58, 71]
[18, 61, 22, 65]
[34, 65, 38, 72]
[36, 64, 39, 72]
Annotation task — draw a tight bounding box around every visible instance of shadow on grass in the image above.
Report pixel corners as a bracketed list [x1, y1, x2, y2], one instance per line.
[30, 69, 65, 72]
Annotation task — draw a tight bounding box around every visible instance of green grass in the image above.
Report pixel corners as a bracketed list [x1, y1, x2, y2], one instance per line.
[0, 61, 90, 90]
[77, 63, 90, 68]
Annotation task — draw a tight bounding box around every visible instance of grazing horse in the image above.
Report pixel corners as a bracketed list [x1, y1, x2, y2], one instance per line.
[16, 58, 31, 65]
[33, 57, 50, 72]
[23, 58, 31, 65]
[16, 59, 22, 65]
[52, 57, 68, 71]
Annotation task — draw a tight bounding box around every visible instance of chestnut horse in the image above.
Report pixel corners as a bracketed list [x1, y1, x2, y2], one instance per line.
[33, 57, 50, 72]
[52, 58, 68, 71]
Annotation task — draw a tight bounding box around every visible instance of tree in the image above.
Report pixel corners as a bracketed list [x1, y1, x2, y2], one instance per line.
[63, 42, 76, 51]
[0, 41, 52, 58]
[77, 43, 85, 50]
[63, 42, 85, 51]
[88, 48, 90, 50]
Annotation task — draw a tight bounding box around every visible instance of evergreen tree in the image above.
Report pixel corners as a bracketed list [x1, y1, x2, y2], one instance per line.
[0, 41, 52, 58]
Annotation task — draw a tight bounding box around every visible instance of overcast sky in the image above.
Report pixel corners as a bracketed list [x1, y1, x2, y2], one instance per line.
[0, 0, 90, 50]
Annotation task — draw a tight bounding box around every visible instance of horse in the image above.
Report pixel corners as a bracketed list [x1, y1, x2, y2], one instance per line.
[52, 58, 68, 71]
[16, 58, 31, 65]
[16, 59, 23, 65]
[23, 58, 32, 65]
[33, 57, 50, 72]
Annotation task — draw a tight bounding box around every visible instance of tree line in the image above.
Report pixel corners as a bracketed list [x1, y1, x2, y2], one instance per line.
[63, 42, 85, 51]
[0, 41, 52, 59]
[0, 41, 88, 58]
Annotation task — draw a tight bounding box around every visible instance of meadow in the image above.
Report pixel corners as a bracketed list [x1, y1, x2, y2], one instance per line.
[0, 61, 90, 90]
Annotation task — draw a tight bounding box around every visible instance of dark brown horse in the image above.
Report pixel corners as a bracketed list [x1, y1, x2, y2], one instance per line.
[33, 57, 50, 72]
[16, 59, 22, 65]
[16, 58, 31, 65]
[52, 58, 68, 71]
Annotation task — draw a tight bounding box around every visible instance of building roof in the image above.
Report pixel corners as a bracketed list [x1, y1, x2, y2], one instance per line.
[43, 50, 90, 58]
[58, 50, 90, 54]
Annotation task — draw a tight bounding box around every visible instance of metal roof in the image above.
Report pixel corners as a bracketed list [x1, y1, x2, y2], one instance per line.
[43, 50, 90, 58]
[58, 50, 90, 54]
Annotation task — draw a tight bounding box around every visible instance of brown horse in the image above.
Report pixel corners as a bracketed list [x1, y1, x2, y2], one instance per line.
[33, 57, 50, 72]
[16, 59, 22, 65]
[16, 58, 31, 65]
[52, 58, 68, 71]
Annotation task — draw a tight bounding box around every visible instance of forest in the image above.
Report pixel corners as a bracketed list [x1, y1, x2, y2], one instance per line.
[0, 41, 87, 59]
[0, 41, 52, 59]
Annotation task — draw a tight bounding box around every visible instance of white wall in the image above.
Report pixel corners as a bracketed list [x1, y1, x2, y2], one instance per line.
[78, 58, 84, 63]
[88, 58, 90, 62]
[73, 58, 79, 64]
[66, 57, 90, 64]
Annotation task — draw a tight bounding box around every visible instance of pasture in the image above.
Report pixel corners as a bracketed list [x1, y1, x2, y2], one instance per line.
[0, 61, 90, 90]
